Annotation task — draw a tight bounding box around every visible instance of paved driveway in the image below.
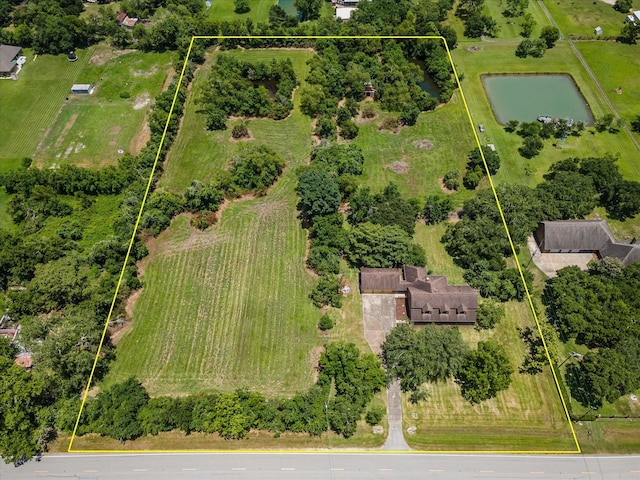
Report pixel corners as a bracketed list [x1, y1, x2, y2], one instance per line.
[362, 294, 410, 450]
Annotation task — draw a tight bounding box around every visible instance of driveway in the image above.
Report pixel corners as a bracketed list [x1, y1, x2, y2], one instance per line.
[362, 294, 411, 450]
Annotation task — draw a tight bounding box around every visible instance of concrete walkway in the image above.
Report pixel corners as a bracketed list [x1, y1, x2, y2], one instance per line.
[361, 294, 411, 450]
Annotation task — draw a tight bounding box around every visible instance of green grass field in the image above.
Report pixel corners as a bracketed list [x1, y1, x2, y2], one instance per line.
[541, 0, 640, 38]
[108, 49, 322, 397]
[0, 48, 92, 162]
[208, 0, 275, 23]
[34, 48, 173, 168]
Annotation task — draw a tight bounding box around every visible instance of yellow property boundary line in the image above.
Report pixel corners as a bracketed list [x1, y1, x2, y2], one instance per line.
[68, 35, 581, 455]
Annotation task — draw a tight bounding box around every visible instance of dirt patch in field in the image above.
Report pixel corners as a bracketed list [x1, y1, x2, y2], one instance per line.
[110, 321, 133, 345]
[130, 118, 151, 155]
[162, 70, 176, 91]
[90, 48, 135, 66]
[466, 46, 482, 52]
[133, 92, 152, 110]
[54, 113, 79, 149]
[438, 178, 457, 195]
[448, 207, 462, 224]
[413, 139, 434, 151]
[133, 66, 158, 77]
[386, 161, 410, 174]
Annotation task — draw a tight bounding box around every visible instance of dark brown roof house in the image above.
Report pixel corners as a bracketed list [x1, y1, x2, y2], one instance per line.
[360, 265, 479, 325]
[117, 11, 138, 29]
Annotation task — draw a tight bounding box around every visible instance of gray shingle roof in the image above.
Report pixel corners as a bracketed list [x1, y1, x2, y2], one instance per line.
[0, 45, 21, 74]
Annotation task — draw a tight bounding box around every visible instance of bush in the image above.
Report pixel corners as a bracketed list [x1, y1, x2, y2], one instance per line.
[120, 91, 130, 99]
[423, 195, 453, 224]
[318, 314, 334, 331]
[309, 275, 342, 308]
[474, 300, 505, 330]
[361, 104, 376, 119]
[399, 103, 420, 126]
[380, 116, 399, 131]
[443, 170, 460, 191]
[234, 0, 250, 13]
[339, 120, 359, 140]
[315, 117, 337, 140]
[190, 211, 217, 230]
[231, 122, 249, 139]
[365, 407, 384, 426]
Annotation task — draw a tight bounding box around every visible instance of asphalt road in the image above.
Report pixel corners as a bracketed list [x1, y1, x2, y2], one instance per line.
[2, 453, 639, 479]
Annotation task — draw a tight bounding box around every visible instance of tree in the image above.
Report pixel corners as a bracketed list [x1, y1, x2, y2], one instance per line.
[475, 300, 505, 330]
[347, 222, 426, 268]
[423, 195, 453, 224]
[339, 120, 359, 140]
[518, 134, 544, 158]
[630, 115, 640, 133]
[318, 314, 334, 331]
[617, 21, 638, 43]
[307, 245, 340, 275]
[234, 0, 250, 13]
[184, 181, 224, 213]
[467, 146, 501, 175]
[296, 168, 341, 219]
[519, 12, 536, 38]
[515, 38, 546, 58]
[315, 117, 337, 140]
[294, 0, 322, 20]
[503, 0, 528, 17]
[399, 103, 420, 126]
[85, 377, 149, 441]
[505, 119, 520, 132]
[536, 170, 597, 219]
[309, 275, 342, 308]
[455, 341, 513, 403]
[539, 26, 560, 48]
[348, 183, 420, 235]
[382, 324, 468, 393]
[230, 145, 285, 195]
[606, 180, 640, 220]
[614, 0, 632, 11]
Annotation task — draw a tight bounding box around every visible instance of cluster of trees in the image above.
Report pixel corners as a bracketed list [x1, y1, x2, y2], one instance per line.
[455, 0, 498, 38]
[75, 342, 385, 441]
[503, 119, 585, 159]
[299, 39, 448, 132]
[544, 260, 640, 407]
[200, 56, 297, 129]
[381, 324, 513, 404]
[462, 146, 501, 189]
[515, 26, 560, 58]
[142, 145, 286, 232]
[0, 58, 198, 463]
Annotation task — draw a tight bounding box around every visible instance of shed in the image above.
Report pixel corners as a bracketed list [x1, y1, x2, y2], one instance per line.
[334, 6, 356, 20]
[594, 26, 602, 35]
[71, 83, 94, 94]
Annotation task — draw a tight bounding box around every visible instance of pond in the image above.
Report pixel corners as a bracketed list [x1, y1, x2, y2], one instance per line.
[482, 74, 594, 125]
[278, 0, 298, 17]
[412, 59, 441, 100]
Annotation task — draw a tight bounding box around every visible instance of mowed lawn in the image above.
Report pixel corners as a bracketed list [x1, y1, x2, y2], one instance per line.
[404, 301, 577, 451]
[208, 0, 275, 23]
[108, 49, 321, 397]
[34, 48, 173, 168]
[0, 48, 91, 161]
[542, 0, 640, 38]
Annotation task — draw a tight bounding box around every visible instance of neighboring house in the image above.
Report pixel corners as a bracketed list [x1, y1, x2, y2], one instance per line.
[0, 327, 18, 342]
[534, 220, 640, 266]
[360, 265, 479, 325]
[117, 11, 138, 29]
[625, 10, 640, 24]
[71, 83, 94, 94]
[0, 44, 24, 78]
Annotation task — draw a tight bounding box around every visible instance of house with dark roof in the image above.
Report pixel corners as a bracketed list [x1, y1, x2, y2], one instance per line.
[360, 265, 478, 325]
[0, 45, 23, 78]
[534, 220, 640, 266]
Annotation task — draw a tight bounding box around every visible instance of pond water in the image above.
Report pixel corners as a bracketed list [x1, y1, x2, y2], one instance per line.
[278, 0, 298, 16]
[482, 74, 594, 125]
[412, 59, 441, 99]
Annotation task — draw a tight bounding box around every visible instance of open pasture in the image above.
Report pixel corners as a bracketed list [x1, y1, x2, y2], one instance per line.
[0, 48, 91, 162]
[542, 0, 640, 38]
[107, 49, 321, 397]
[207, 0, 274, 23]
[34, 49, 172, 168]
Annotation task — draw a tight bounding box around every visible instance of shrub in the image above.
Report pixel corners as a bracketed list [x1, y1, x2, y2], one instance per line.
[120, 91, 131, 99]
[339, 120, 359, 139]
[315, 117, 337, 140]
[361, 104, 376, 118]
[318, 314, 334, 331]
[380, 116, 399, 131]
[231, 121, 249, 139]
[365, 407, 384, 426]
[443, 170, 460, 191]
[234, 0, 250, 13]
